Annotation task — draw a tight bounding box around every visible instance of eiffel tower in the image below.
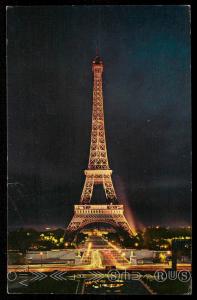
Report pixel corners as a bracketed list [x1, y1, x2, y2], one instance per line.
[67, 55, 134, 235]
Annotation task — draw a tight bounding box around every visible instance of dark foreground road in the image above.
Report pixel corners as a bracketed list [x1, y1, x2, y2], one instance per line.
[8, 273, 151, 295]
[8, 270, 191, 295]
[81, 279, 151, 295]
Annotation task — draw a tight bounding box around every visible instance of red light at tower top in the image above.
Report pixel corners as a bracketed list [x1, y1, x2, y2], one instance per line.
[92, 55, 103, 73]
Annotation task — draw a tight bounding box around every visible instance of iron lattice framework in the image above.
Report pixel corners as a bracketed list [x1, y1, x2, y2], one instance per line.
[80, 56, 117, 204]
[67, 56, 134, 235]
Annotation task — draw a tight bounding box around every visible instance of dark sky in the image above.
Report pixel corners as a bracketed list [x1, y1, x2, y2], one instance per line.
[7, 5, 191, 229]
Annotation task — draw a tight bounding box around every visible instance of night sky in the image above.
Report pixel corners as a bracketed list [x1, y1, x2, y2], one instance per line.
[7, 5, 191, 229]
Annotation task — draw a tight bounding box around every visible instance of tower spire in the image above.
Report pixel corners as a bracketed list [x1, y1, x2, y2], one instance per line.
[96, 46, 99, 57]
[95, 6, 101, 59]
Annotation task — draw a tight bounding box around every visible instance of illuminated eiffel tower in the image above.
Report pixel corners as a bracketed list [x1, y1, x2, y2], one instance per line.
[67, 55, 134, 235]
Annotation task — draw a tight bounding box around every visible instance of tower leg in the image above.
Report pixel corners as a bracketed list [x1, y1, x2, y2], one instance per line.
[103, 175, 117, 203]
[80, 175, 94, 204]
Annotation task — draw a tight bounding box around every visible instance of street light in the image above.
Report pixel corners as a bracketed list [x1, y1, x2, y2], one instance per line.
[40, 252, 43, 267]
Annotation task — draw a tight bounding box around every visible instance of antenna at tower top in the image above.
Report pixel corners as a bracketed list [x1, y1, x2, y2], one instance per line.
[96, 46, 99, 56]
[95, 6, 101, 57]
